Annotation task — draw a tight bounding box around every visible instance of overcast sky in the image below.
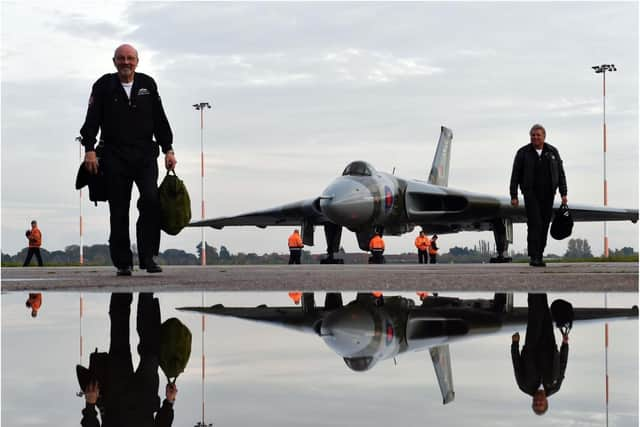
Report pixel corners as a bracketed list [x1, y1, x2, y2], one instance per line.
[2, 291, 638, 426]
[1, 2, 638, 258]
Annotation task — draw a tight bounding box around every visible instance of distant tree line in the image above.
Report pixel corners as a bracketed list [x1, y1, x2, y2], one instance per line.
[2, 238, 636, 266]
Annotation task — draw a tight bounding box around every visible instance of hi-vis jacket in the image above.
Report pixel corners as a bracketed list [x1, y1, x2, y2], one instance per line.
[28, 228, 42, 248]
[28, 293, 42, 310]
[428, 239, 439, 256]
[369, 235, 385, 251]
[288, 232, 304, 249]
[414, 235, 430, 251]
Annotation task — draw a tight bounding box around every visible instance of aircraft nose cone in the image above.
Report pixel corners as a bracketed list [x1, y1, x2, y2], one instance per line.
[321, 305, 374, 357]
[319, 179, 374, 227]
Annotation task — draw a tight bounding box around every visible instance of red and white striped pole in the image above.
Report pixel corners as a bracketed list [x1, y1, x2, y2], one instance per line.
[77, 137, 84, 265]
[603, 70, 608, 258]
[592, 64, 615, 427]
[77, 138, 85, 365]
[604, 293, 609, 427]
[201, 291, 206, 426]
[193, 102, 212, 266]
[592, 64, 616, 258]
[80, 293, 84, 363]
[200, 108, 205, 266]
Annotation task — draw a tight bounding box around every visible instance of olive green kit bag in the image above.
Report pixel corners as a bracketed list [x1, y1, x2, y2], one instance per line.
[159, 170, 192, 235]
[159, 317, 192, 383]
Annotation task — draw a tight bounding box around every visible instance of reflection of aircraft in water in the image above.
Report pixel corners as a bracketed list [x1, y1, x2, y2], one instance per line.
[187, 127, 638, 263]
[178, 293, 638, 404]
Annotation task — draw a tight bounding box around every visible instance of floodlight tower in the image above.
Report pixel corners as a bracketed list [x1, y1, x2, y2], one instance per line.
[193, 102, 212, 266]
[592, 63, 616, 427]
[591, 64, 616, 258]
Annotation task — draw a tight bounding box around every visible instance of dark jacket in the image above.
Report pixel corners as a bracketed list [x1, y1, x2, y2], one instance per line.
[510, 143, 567, 200]
[511, 341, 568, 397]
[81, 399, 174, 427]
[80, 73, 173, 157]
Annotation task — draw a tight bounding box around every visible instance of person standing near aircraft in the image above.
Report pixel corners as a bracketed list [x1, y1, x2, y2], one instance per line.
[510, 124, 568, 267]
[23, 220, 43, 266]
[428, 234, 439, 264]
[80, 44, 177, 276]
[287, 229, 304, 264]
[369, 233, 385, 264]
[414, 231, 430, 264]
[511, 293, 569, 415]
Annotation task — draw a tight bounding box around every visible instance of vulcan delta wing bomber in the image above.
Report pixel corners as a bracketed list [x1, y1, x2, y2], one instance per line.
[178, 292, 638, 405]
[188, 127, 638, 263]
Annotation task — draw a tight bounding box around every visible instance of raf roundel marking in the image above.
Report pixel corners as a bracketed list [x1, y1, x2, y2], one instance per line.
[385, 320, 394, 346]
[384, 186, 394, 211]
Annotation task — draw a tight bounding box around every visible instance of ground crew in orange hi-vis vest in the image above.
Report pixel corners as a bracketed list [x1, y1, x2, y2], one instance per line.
[416, 292, 429, 301]
[414, 231, 430, 264]
[428, 234, 439, 264]
[25, 293, 42, 318]
[23, 220, 43, 267]
[368, 233, 385, 264]
[288, 229, 304, 264]
[288, 292, 302, 305]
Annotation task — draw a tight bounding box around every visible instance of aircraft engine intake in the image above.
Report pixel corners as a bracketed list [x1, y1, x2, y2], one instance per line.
[320, 303, 400, 372]
[319, 178, 376, 228]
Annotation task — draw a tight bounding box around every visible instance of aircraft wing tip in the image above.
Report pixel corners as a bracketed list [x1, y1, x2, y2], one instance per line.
[443, 392, 455, 405]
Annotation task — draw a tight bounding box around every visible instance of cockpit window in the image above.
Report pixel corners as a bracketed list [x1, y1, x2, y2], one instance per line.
[343, 357, 374, 371]
[342, 161, 374, 177]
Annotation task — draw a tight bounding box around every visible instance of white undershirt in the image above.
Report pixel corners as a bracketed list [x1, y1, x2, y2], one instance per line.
[121, 82, 133, 99]
[536, 148, 543, 157]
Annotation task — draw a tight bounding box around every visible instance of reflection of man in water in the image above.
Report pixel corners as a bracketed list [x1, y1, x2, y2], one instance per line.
[511, 293, 568, 415]
[80, 293, 177, 426]
[25, 293, 42, 318]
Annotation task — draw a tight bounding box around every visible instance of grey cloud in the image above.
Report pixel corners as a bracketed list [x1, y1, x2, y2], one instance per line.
[46, 10, 126, 41]
[122, 2, 637, 61]
[154, 48, 442, 90]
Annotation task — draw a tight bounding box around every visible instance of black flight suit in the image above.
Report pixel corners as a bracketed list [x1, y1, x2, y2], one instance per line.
[511, 294, 568, 398]
[510, 143, 567, 259]
[80, 293, 174, 427]
[80, 73, 173, 269]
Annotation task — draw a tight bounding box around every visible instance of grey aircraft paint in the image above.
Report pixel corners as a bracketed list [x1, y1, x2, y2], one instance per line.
[178, 292, 638, 405]
[188, 127, 638, 260]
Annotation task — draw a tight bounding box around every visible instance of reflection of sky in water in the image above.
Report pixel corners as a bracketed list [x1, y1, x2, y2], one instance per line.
[2, 292, 637, 427]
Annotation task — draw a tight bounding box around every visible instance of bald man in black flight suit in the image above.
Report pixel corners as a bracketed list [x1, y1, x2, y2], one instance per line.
[80, 44, 177, 276]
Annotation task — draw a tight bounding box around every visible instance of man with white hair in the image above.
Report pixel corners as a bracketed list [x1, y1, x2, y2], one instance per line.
[510, 124, 568, 267]
[80, 44, 177, 276]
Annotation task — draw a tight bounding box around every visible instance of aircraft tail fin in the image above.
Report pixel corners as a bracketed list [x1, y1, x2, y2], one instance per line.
[427, 126, 453, 187]
[430, 344, 455, 404]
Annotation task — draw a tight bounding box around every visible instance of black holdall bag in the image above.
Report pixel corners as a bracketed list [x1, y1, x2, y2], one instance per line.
[550, 203, 574, 240]
[76, 348, 109, 401]
[75, 142, 108, 206]
[550, 299, 574, 336]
